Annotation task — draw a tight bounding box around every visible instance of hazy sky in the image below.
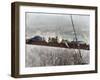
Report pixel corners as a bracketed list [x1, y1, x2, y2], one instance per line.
[26, 12, 90, 44]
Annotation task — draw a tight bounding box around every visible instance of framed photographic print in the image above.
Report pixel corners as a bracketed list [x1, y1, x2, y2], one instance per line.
[11, 2, 98, 78]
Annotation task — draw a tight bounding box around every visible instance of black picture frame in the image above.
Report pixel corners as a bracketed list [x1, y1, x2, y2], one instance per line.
[11, 2, 98, 78]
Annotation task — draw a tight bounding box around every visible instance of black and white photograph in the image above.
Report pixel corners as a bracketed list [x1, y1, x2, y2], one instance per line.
[25, 12, 90, 67]
[11, 2, 97, 78]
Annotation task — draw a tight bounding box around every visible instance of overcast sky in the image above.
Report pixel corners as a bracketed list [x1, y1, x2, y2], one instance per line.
[26, 12, 90, 44]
